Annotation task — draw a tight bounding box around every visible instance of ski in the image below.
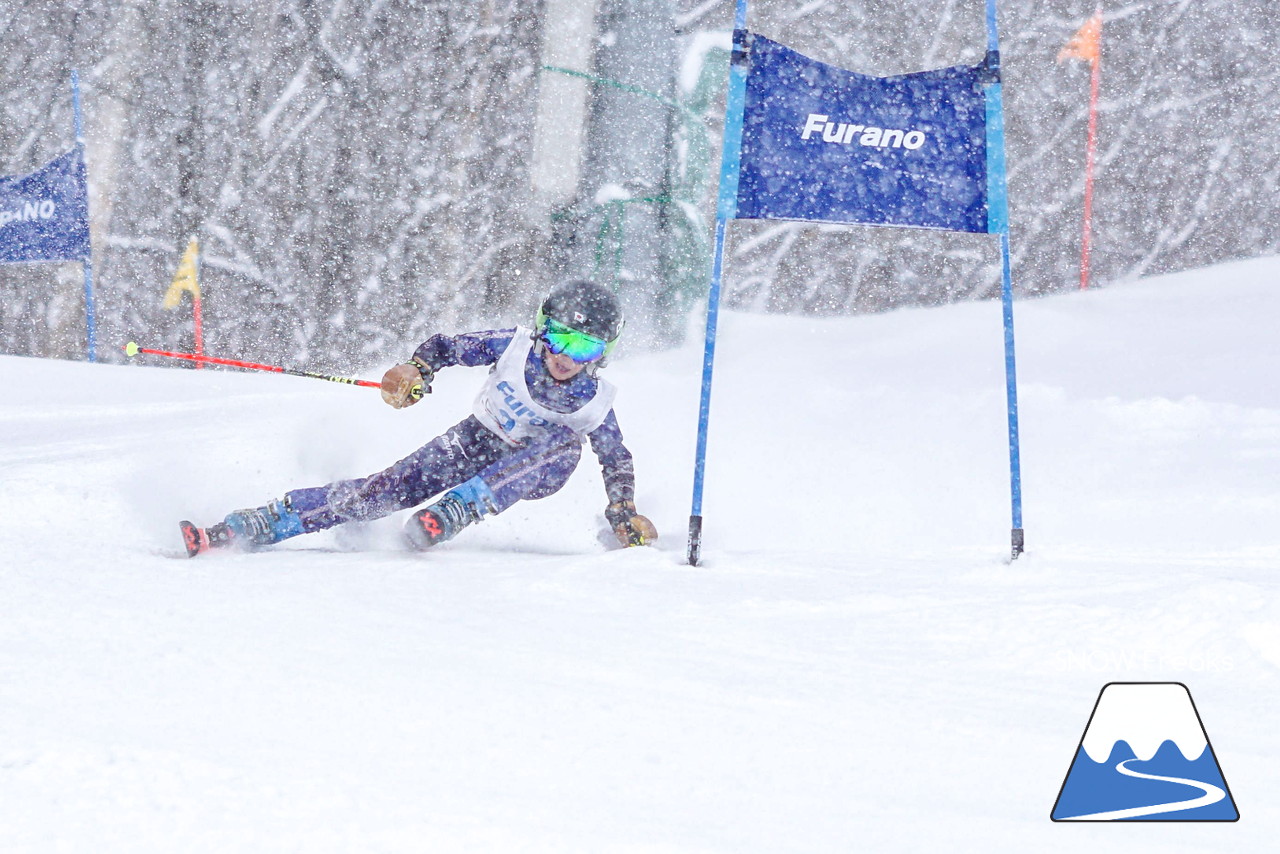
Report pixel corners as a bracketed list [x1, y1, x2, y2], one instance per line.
[179, 520, 234, 558]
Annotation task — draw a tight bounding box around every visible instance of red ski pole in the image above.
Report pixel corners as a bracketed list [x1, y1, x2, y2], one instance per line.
[124, 341, 383, 390]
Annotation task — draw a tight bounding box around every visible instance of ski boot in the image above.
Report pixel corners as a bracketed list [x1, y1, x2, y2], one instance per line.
[180, 497, 304, 558]
[224, 497, 305, 547]
[405, 477, 497, 550]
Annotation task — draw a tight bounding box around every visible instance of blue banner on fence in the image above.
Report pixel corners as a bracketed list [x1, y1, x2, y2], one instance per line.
[0, 148, 91, 264]
[735, 34, 991, 234]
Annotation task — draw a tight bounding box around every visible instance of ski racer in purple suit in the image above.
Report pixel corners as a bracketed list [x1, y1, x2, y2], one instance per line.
[181, 281, 658, 556]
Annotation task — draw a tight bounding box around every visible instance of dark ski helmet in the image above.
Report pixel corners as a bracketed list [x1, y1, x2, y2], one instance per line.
[535, 280, 623, 365]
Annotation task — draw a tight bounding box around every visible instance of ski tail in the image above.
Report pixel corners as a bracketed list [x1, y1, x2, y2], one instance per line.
[179, 520, 234, 557]
[180, 520, 209, 558]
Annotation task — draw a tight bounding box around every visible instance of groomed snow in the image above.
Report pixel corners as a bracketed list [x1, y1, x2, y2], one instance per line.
[3, 256, 1279, 850]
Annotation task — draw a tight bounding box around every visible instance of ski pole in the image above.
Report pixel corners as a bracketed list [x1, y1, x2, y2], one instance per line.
[124, 341, 385, 390]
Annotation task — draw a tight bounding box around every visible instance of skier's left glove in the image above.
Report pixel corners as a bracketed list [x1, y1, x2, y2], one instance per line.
[605, 499, 657, 547]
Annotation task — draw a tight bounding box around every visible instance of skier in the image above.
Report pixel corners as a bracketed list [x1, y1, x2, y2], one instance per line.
[180, 280, 658, 557]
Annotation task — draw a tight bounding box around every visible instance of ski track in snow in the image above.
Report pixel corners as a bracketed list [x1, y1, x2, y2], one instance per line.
[1058, 758, 1226, 821]
[4, 257, 1280, 851]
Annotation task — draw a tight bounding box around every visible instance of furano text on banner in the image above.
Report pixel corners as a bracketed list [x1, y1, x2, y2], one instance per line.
[0, 148, 91, 264]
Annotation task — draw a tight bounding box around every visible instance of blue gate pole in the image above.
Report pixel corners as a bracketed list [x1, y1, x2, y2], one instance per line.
[983, 0, 1024, 558]
[687, 0, 749, 566]
[71, 69, 97, 363]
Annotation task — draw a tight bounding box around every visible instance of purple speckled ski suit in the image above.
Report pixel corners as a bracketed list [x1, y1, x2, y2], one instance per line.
[284, 329, 634, 533]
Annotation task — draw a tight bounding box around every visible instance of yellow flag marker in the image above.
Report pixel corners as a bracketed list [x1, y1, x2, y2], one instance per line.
[163, 238, 201, 308]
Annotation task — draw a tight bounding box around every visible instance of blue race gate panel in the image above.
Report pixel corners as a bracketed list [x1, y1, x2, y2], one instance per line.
[735, 35, 990, 234]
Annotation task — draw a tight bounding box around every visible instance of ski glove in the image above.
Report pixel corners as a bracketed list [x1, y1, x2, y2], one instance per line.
[380, 358, 433, 408]
[605, 499, 658, 548]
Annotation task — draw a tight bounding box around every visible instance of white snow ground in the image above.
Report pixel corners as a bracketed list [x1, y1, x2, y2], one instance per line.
[3, 256, 1280, 851]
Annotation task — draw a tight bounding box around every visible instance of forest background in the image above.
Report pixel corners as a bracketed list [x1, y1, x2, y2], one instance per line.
[1, 0, 1274, 370]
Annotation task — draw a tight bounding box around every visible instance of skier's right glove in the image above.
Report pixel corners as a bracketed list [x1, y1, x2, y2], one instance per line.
[606, 500, 658, 547]
[380, 357, 433, 409]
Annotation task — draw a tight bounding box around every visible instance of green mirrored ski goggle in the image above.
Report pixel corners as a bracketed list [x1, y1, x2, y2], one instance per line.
[539, 317, 609, 363]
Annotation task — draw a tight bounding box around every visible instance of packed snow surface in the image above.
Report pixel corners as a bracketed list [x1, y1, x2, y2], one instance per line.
[4, 257, 1280, 850]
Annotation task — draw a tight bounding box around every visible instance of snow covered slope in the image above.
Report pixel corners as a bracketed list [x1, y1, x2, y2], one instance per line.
[3, 256, 1280, 851]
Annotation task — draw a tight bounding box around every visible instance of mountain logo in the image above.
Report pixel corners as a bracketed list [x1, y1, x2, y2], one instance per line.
[1051, 682, 1239, 821]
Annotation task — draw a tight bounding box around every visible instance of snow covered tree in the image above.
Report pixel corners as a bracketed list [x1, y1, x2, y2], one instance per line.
[2, 0, 1278, 362]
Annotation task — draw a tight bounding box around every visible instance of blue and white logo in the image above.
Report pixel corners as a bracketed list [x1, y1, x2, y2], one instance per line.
[1051, 682, 1238, 821]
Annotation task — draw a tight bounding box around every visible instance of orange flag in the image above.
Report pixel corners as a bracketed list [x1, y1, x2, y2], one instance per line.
[1058, 11, 1102, 64]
